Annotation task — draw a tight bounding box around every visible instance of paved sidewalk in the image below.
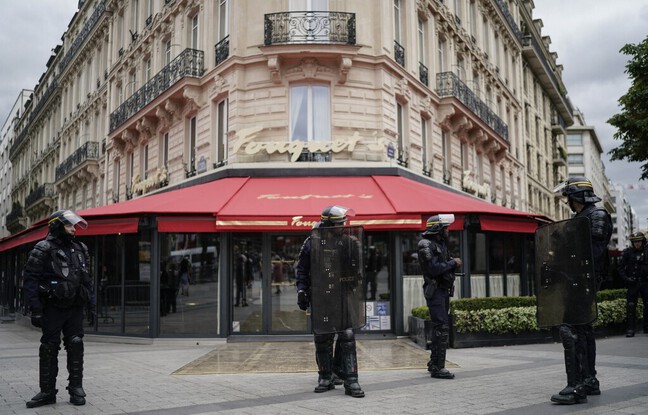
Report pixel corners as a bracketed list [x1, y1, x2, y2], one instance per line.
[1, 322, 647, 415]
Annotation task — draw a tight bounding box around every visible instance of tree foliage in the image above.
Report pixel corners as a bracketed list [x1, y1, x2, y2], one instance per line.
[608, 36, 648, 179]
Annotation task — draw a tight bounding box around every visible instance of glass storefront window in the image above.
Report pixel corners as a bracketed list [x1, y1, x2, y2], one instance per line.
[362, 232, 391, 332]
[270, 235, 308, 333]
[159, 233, 220, 336]
[232, 234, 263, 333]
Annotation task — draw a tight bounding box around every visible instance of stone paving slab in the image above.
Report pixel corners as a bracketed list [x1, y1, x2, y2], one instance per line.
[1, 323, 646, 415]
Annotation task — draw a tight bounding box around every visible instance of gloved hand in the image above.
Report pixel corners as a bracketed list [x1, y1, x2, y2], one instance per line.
[87, 307, 96, 326]
[31, 313, 42, 328]
[297, 290, 310, 310]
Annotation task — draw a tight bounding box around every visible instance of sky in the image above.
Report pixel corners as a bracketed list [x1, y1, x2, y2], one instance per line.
[532, 1, 648, 228]
[1, 1, 647, 227]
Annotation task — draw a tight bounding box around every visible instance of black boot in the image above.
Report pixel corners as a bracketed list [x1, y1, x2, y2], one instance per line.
[313, 335, 335, 393]
[26, 343, 59, 408]
[339, 330, 365, 398]
[66, 336, 86, 406]
[626, 302, 636, 337]
[428, 324, 454, 379]
[551, 328, 587, 404]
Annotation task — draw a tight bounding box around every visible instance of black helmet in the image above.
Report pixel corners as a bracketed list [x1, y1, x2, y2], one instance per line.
[553, 176, 601, 204]
[423, 214, 455, 235]
[320, 205, 354, 227]
[48, 210, 88, 236]
[630, 232, 646, 244]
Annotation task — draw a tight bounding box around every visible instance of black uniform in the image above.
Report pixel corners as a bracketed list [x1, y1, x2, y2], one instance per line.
[295, 232, 365, 398]
[23, 231, 94, 407]
[557, 203, 612, 400]
[418, 234, 458, 378]
[619, 243, 648, 335]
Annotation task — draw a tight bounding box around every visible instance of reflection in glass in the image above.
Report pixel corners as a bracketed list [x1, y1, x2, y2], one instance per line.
[271, 235, 308, 333]
[232, 234, 263, 333]
[159, 233, 220, 336]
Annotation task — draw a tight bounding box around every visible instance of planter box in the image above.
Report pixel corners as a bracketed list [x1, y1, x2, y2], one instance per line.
[408, 315, 556, 349]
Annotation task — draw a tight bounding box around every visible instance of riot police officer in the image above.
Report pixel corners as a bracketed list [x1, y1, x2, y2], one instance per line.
[551, 177, 612, 404]
[295, 205, 365, 398]
[23, 210, 95, 408]
[417, 214, 462, 379]
[619, 232, 648, 337]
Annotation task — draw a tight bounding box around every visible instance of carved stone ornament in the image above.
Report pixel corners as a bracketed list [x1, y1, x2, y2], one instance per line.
[267, 56, 281, 84]
[210, 74, 228, 97]
[394, 78, 411, 102]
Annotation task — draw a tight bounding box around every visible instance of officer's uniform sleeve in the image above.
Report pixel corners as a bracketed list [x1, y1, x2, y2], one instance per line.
[589, 208, 612, 264]
[78, 241, 96, 307]
[618, 249, 629, 281]
[23, 241, 50, 314]
[417, 238, 456, 279]
[295, 237, 311, 292]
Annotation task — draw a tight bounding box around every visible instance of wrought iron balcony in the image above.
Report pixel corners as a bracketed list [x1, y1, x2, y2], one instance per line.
[436, 71, 509, 141]
[55, 141, 100, 181]
[394, 40, 405, 67]
[6, 205, 24, 229]
[110, 48, 204, 132]
[215, 35, 229, 66]
[419, 61, 428, 86]
[494, 0, 523, 41]
[25, 183, 56, 209]
[59, 1, 106, 73]
[264, 11, 356, 45]
[9, 128, 28, 159]
[29, 80, 59, 124]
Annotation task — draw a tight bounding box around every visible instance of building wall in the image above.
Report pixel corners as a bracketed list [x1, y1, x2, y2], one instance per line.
[4, 0, 589, 233]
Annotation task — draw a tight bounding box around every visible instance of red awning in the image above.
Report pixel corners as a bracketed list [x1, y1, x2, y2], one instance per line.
[0, 226, 48, 251]
[0, 175, 546, 249]
[215, 176, 422, 231]
[479, 215, 539, 233]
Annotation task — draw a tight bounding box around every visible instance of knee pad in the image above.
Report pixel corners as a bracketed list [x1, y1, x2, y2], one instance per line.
[559, 325, 577, 348]
[339, 329, 355, 343]
[65, 336, 84, 353]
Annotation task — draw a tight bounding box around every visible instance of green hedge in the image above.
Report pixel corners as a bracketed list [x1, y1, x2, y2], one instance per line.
[410, 290, 643, 335]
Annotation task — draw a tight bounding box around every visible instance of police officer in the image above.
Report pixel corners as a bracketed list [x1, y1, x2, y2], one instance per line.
[417, 214, 461, 379]
[551, 177, 612, 404]
[23, 210, 95, 408]
[295, 206, 365, 398]
[619, 232, 648, 337]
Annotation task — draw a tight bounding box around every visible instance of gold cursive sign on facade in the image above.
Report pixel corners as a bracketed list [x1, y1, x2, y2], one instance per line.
[234, 127, 389, 162]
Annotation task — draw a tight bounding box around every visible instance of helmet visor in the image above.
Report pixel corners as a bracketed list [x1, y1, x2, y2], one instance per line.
[61, 210, 88, 229]
[552, 181, 569, 193]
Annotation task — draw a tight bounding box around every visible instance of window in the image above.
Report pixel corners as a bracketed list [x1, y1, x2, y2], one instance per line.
[418, 19, 426, 65]
[566, 133, 582, 145]
[147, 0, 154, 20]
[396, 102, 407, 164]
[421, 116, 429, 174]
[164, 40, 172, 66]
[393, 0, 402, 43]
[567, 153, 584, 165]
[127, 153, 134, 186]
[442, 131, 451, 183]
[141, 144, 149, 179]
[190, 14, 199, 49]
[144, 59, 152, 82]
[215, 99, 228, 166]
[160, 132, 169, 167]
[438, 38, 446, 73]
[218, 0, 229, 40]
[132, 0, 140, 34]
[113, 159, 121, 202]
[188, 117, 197, 171]
[289, 84, 330, 142]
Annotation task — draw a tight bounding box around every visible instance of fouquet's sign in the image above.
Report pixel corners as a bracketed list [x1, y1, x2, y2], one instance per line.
[233, 126, 389, 162]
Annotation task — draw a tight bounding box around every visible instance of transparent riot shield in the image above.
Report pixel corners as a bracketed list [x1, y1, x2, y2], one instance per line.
[535, 217, 597, 328]
[310, 225, 365, 334]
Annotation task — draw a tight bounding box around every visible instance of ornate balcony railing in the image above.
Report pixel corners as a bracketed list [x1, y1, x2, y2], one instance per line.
[494, 0, 523, 41]
[6, 206, 23, 226]
[436, 71, 509, 141]
[59, 1, 106, 73]
[215, 35, 229, 66]
[110, 48, 204, 132]
[55, 141, 100, 181]
[9, 128, 28, 159]
[394, 40, 405, 67]
[29, 80, 59, 124]
[419, 61, 428, 86]
[264, 11, 356, 45]
[25, 183, 56, 209]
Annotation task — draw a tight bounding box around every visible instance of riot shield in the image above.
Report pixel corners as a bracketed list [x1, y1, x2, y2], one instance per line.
[535, 217, 597, 328]
[310, 225, 365, 334]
